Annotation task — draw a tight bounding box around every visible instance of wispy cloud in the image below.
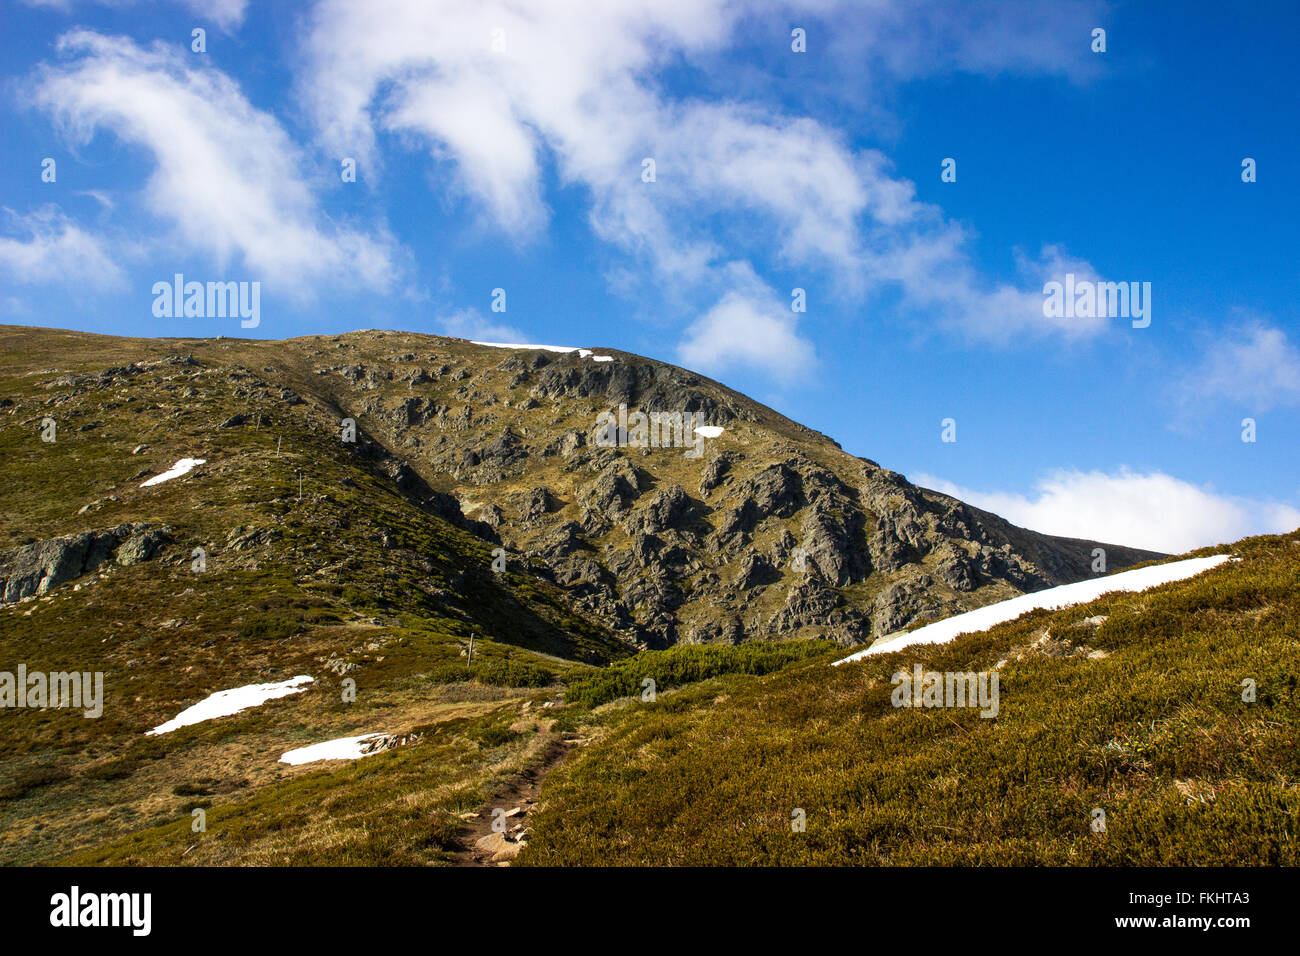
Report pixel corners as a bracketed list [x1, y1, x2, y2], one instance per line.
[1179, 319, 1300, 412]
[822, 0, 1105, 83]
[294, 0, 1112, 376]
[678, 290, 818, 386]
[436, 307, 525, 343]
[0, 205, 125, 289]
[21, 0, 249, 31]
[31, 30, 400, 296]
[677, 263, 816, 384]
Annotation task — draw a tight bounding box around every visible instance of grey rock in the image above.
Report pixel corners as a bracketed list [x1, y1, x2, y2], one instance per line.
[699, 452, 736, 495]
[627, 484, 693, 536]
[0, 523, 165, 604]
[734, 553, 778, 590]
[798, 506, 870, 586]
[581, 459, 643, 516]
[117, 527, 167, 566]
[743, 464, 803, 520]
[871, 577, 947, 637]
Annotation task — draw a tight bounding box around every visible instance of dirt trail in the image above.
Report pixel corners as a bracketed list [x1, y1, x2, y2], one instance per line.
[451, 733, 580, 866]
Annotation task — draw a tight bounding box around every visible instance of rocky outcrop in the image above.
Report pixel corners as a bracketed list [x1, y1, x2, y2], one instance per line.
[525, 356, 756, 427]
[797, 506, 870, 586]
[0, 523, 169, 604]
[699, 452, 736, 495]
[770, 577, 871, 646]
[871, 577, 947, 635]
[625, 484, 694, 536]
[580, 459, 644, 519]
[734, 552, 778, 590]
[116, 527, 168, 566]
[743, 464, 803, 520]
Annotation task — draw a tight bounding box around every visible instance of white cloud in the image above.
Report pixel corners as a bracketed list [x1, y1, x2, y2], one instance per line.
[830, 0, 1104, 83]
[677, 268, 817, 384]
[869, 235, 1114, 344]
[295, 0, 1108, 359]
[75, 189, 115, 212]
[1183, 321, 1300, 411]
[184, 0, 247, 29]
[913, 468, 1300, 554]
[0, 206, 125, 289]
[31, 30, 399, 296]
[436, 308, 525, 343]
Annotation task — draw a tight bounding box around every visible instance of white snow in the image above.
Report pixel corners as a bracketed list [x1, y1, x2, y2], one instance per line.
[146, 676, 314, 735]
[833, 554, 1237, 665]
[141, 457, 206, 487]
[279, 733, 388, 765]
[694, 425, 725, 438]
[471, 341, 614, 362]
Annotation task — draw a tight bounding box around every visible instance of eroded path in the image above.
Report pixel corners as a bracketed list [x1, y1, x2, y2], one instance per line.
[452, 731, 584, 866]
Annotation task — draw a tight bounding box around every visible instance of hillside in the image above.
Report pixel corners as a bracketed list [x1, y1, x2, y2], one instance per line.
[520, 531, 1299, 865]
[0, 324, 1159, 647]
[0, 324, 1171, 865]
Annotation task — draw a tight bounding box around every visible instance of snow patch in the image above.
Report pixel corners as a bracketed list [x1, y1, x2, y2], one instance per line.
[694, 425, 725, 439]
[279, 733, 388, 765]
[833, 554, 1237, 665]
[146, 676, 313, 735]
[141, 457, 206, 487]
[471, 341, 614, 362]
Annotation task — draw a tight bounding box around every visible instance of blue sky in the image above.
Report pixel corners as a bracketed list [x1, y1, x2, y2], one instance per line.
[2, 0, 1297, 552]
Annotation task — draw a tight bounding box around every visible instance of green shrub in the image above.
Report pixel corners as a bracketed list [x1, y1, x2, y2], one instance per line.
[84, 759, 140, 781]
[476, 725, 521, 748]
[563, 640, 838, 709]
[424, 662, 473, 684]
[522, 540, 1300, 866]
[475, 660, 552, 688]
[237, 612, 300, 641]
[172, 781, 214, 797]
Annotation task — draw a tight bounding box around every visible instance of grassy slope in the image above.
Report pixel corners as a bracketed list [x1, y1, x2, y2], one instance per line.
[0, 329, 621, 864]
[59, 697, 563, 866]
[520, 532, 1300, 865]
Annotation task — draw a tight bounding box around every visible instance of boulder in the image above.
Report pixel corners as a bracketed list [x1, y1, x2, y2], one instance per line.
[117, 527, 167, 566]
[474, 830, 524, 862]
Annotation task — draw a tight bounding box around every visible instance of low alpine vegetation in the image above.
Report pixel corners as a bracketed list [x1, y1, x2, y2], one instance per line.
[520, 533, 1300, 866]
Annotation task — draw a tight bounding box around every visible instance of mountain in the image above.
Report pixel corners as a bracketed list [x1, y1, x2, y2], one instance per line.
[0, 323, 1167, 865]
[1, 324, 1159, 646]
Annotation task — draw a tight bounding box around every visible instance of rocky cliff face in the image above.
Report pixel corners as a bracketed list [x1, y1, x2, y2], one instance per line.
[0, 326, 1162, 652]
